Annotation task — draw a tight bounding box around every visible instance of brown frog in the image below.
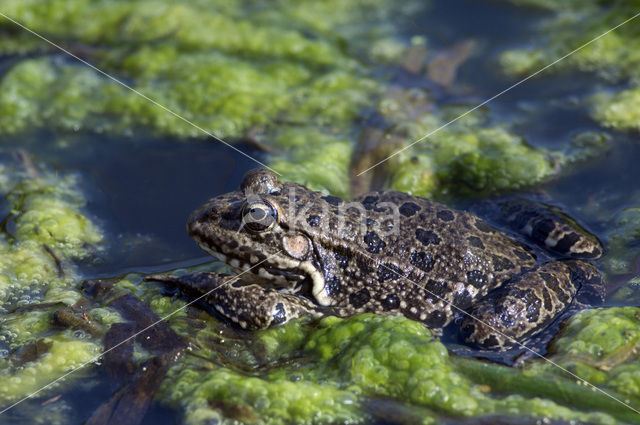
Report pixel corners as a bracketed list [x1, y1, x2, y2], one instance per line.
[168, 169, 604, 351]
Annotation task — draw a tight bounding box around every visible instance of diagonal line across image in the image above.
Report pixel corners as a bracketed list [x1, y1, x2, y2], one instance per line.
[0, 6, 639, 422]
[356, 10, 640, 177]
[0, 251, 284, 415]
[0, 12, 279, 175]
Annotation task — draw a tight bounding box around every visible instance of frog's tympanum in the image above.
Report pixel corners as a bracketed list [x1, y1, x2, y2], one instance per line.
[182, 169, 604, 351]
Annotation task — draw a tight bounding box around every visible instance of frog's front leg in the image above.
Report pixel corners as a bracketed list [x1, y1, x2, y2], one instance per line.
[460, 260, 603, 350]
[147, 273, 324, 330]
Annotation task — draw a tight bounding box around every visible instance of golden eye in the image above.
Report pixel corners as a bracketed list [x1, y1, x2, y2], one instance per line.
[241, 199, 277, 233]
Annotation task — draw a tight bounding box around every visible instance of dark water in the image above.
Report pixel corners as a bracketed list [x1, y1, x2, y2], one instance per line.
[1, 0, 639, 424]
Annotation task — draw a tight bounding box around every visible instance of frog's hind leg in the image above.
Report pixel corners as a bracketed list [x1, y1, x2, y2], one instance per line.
[459, 260, 603, 355]
[476, 198, 603, 259]
[146, 272, 325, 330]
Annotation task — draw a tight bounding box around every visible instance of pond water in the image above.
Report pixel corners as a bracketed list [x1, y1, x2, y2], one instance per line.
[1, 0, 640, 424]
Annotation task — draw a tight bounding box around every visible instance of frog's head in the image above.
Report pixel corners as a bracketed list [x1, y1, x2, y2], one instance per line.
[187, 169, 332, 305]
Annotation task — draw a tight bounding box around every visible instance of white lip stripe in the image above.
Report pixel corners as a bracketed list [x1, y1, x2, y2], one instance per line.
[356, 10, 640, 176]
[0, 12, 280, 176]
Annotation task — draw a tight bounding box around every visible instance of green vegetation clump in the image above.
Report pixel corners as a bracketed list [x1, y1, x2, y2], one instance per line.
[158, 314, 631, 424]
[388, 122, 558, 198]
[0, 0, 605, 198]
[543, 307, 640, 402]
[0, 167, 105, 406]
[498, 1, 640, 131]
[0, 0, 389, 138]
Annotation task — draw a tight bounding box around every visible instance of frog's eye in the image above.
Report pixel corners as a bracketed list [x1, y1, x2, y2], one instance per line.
[241, 199, 277, 233]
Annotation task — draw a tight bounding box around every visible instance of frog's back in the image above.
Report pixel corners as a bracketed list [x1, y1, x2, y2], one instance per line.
[307, 191, 536, 327]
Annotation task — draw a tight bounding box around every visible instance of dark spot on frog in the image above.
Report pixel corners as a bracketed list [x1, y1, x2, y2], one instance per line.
[321, 195, 342, 206]
[400, 202, 421, 217]
[415, 229, 441, 246]
[381, 293, 400, 311]
[466, 270, 487, 289]
[481, 335, 501, 349]
[410, 251, 435, 272]
[425, 310, 447, 328]
[539, 272, 556, 288]
[513, 248, 534, 262]
[553, 232, 581, 254]
[474, 219, 494, 233]
[355, 256, 373, 276]
[437, 209, 454, 221]
[361, 195, 379, 210]
[532, 218, 555, 240]
[491, 255, 514, 272]
[510, 210, 537, 230]
[272, 303, 287, 325]
[526, 294, 541, 322]
[462, 323, 475, 337]
[226, 240, 239, 249]
[467, 236, 484, 249]
[453, 288, 473, 308]
[378, 263, 403, 282]
[425, 279, 449, 299]
[349, 288, 371, 308]
[334, 251, 350, 269]
[541, 288, 552, 311]
[307, 215, 320, 227]
[325, 276, 342, 296]
[539, 272, 569, 302]
[364, 231, 386, 254]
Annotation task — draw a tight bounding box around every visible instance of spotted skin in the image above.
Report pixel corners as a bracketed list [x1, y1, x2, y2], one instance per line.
[181, 169, 604, 351]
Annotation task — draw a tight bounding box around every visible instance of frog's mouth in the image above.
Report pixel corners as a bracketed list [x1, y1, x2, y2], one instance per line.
[200, 243, 312, 290]
[263, 267, 306, 282]
[187, 196, 329, 304]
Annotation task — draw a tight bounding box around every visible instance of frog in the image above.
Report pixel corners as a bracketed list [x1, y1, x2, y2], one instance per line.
[159, 169, 604, 352]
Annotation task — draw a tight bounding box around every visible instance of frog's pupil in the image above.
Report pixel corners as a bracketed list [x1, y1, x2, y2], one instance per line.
[250, 208, 266, 221]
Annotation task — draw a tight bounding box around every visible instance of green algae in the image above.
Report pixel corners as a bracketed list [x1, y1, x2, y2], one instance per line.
[0, 332, 101, 402]
[550, 307, 640, 390]
[382, 106, 560, 198]
[592, 89, 640, 132]
[0, 166, 104, 404]
[0, 0, 389, 140]
[0, 0, 600, 200]
[498, 1, 640, 132]
[602, 207, 640, 277]
[155, 312, 635, 424]
[269, 129, 354, 198]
